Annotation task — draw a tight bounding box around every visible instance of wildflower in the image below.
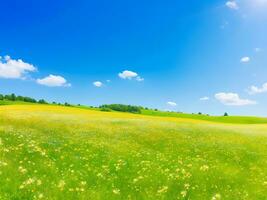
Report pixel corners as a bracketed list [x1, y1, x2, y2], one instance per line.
[157, 186, 168, 194]
[58, 180, 66, 190]
[200, 165, 209, 171]
[113, 188, 120, 195]
[211, 193, 221, 200]
[18, 166, 27, 174]
[181, 191, 187, 197]
[37, 180, 42, 186]
[81, 181, 87, 186]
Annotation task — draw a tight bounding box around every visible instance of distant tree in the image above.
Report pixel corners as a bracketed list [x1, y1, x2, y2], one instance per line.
[100, 107, 112, 112]
[24, 96, 37, 103]
[0, 94, 3, 100]
[198, 112, 202, 115]
[38, 99, 47, 104]
[99, 104, 142, 114]
[4, 94, 12, 100]
[64, 102, 71, 106]
[224, 112, 229, 117]
[16, 96, 24, 101]
[10, 93, 16, 101]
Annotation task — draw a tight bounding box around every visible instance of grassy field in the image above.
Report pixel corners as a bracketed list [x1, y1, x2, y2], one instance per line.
[1, 104, 267, 199]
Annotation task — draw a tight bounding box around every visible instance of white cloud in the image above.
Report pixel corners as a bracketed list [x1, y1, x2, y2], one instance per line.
[215, 92, 256, 106]
[118, 70, 144, 81]
[37, 75, 71, 87]
[0, 55, 36, 79]
[226, 1, 239, 10]
[167, 101, 177, 107]
[136, 76, 144, 82]
[255, 48, 262, 52]
[248, 83, 267, 95]
[240, 57, 250, 63]
[93, 81, 103, 87]
[200, 96, 209, 101]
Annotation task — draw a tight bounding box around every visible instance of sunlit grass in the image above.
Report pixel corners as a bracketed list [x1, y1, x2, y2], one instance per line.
[1, 105, 267, 199]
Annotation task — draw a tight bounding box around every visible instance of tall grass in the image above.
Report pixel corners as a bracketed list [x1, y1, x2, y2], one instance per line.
[0, 105, 267, 199]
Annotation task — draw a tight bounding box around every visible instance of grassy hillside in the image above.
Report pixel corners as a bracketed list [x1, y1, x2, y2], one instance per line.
[0, 100, 35, 106]
[141, 109, 267, 124]
[1, 105, 267, 199]
[2, 99, 267, 124]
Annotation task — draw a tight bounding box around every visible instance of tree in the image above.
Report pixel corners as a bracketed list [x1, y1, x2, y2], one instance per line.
[10, 93, 16, 101]
[0, 94, 3, 100]
[38, 99, 47, 104]
[224, 112, 229, 116]
[64, 102, 71, 106]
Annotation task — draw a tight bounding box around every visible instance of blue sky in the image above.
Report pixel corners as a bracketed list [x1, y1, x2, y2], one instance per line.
[1, 0, 267, 116]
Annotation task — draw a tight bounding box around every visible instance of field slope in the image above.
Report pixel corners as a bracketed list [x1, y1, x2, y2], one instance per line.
[1, 105, 267, 199]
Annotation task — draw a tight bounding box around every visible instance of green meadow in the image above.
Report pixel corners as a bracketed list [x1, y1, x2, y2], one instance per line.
[1, 104, 267, 199]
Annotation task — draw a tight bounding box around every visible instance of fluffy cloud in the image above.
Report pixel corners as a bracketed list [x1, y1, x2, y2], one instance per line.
[118, 70, 144, 81]
[200, 97, 209, 101]
[226, 1, 239, 10]
[240, 57, 250, 63]
[0, 55, 36, 79]
[37, 75, 71, 87]
[93, 81, 103, 87]
[167, 101, 177, 107]
[215, 92, 256, 106]
[248, 83, 267, 95]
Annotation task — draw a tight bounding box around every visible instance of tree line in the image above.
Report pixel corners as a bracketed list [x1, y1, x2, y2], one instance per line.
[99, 104, 143, 114]
[0, 93, 229, 116]
[0, 93, 48, 104]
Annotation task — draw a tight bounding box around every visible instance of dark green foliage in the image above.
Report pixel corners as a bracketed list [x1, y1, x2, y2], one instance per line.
[224, 112, 229, 117]
[10, 93, 16, 101]
[38, 99, 48, 104]
[100, 107, 112, 112]
[99, 104, 142, 114]
[64, 102, 71, 106]
[1, 93, 37, 103]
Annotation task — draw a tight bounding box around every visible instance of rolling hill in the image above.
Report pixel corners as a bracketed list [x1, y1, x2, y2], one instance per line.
[0, 104, 267, 199]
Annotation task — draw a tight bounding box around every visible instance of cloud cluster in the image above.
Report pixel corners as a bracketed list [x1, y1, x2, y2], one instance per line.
[215, 92, 256, 106]
[167, 101, 177, 107]
[93, 81, 103, 87]
[226, 1, 239, 10]
[0, 55, 36, 79]
[37, 75, 71, 87]
[118, 70, 144, 81]
[240, 56, 250, 63]
[248, 83, 267, 95]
